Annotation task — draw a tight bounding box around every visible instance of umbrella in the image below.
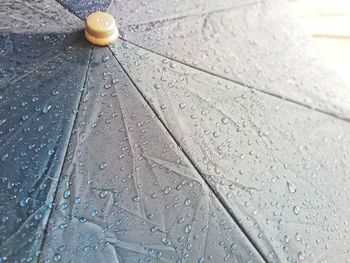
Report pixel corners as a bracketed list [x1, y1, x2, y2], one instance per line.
[1, 0, 350, 262]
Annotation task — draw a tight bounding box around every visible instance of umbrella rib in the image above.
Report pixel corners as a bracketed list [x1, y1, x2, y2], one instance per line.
[108, 46, 269, 262]
[36, 46, 94, 262]
[118, 37, 350, 124]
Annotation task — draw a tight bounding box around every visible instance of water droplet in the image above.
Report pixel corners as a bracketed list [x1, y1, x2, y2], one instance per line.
[7, 181, 14, 189]
[2, 154, 8, 162]
[51, 89, 59, 96]
[164, 186, 171, 195]
[287, 181, 296, 193]
[179, 103, 186, 109]
[100, 191, 108, 198]
[19, 197, 30, 207]
[221, 117, 229, 124]
[74, 197, 81, 204]
[184, 198, 191, 206]
[42, 104, 52, 114]
[63, 189, 70, 199]
[102, 55, 109, 62]
[184, 224, 192, 233]
[284, 235, 290, 243]
[293, 205, 301, 215]
[99, 162, 107, 170]
[53, 253, 61, 262]
[177, 218, 185, 224]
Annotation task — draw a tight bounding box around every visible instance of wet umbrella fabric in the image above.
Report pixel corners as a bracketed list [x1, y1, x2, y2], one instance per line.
[1, 0, 350, 263]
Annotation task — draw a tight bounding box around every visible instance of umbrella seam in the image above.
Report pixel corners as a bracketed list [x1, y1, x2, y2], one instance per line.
[36, 46, 94, 263]
[108, 46, 269, 262]
[119, 37, 350, 124]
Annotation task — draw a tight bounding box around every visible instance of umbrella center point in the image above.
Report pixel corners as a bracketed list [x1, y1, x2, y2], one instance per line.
[85, 12, 118, 46]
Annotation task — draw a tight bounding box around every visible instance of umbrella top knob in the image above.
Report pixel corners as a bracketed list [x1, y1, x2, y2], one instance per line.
[85, 12, 118, 46]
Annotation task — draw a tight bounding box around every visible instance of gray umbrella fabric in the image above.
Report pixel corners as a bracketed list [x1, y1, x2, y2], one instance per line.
[39, 47, 265, 263]
[0, 0, 350, 263]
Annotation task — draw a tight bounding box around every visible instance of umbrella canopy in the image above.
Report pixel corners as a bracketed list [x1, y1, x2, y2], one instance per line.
[1, 0, 350, 262]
